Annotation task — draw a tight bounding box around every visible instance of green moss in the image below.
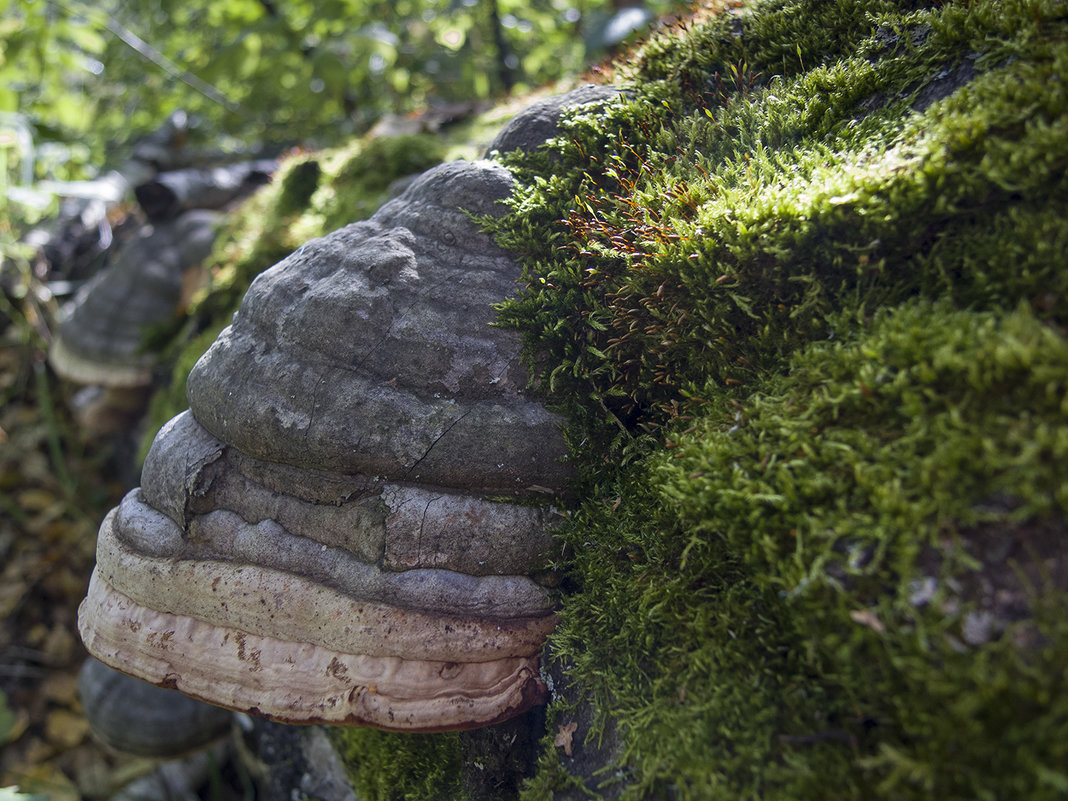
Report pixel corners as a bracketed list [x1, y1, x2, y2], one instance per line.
[519, 302, 1068, 800]
[523, 462, 849, 800]
[491, 0, 1068, 440]
[329, 728, 465, 801]
[296, 133, 447, 238]
[480, 0, 1068, 799]
[657, 300, 1068, 798]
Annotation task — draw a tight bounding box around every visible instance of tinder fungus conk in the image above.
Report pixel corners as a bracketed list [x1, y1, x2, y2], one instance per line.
[78, 159, 572, 732]
[79, 656, 232, 757]
[49, 209, 221, 388]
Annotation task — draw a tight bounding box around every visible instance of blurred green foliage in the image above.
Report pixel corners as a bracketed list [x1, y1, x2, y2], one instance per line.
[0, 0, 684, 170]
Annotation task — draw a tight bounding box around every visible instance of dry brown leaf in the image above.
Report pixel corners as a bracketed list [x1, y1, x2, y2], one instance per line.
[11, 452, 50, 485]
[4, 707, 31, 745]
[65, 744, 155, 800]
[553, 721, 578, 757]
[14, 762, 82, 801]
[0, 579, 29, 618]
[20, 736, 58, 768]
[15, 489, 58, 514]
[7, 407, 38, 428]
[25, 624, 50, 649]
[40, 672, 81, 707]
[40, 627, 77, 667]
[44, 708, 89, 750]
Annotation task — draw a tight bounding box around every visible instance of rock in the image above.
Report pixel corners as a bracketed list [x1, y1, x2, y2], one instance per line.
[486, 85, 621, 157]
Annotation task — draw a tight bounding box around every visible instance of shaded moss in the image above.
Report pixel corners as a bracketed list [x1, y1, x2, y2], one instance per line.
[519, 303, 1068, 800]
[658, 300, 1068, 799]
[329, 729, 464, 801]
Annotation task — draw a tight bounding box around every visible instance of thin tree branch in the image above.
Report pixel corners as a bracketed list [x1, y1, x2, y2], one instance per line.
[55, 0, 241, 112]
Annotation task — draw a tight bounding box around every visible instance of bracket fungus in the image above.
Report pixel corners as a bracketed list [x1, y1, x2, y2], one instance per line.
[79, 158, 572, 732]
[49, 209, 222, 390]
[78, 655, 233, 757]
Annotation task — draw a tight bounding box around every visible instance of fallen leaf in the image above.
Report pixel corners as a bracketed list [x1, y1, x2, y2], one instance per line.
[64, 744, 153, 800]
[38, 625, 77, 666]
[0, 691, 13, 743]
[849, 608, 886, 635]
[21, 736, 58, 768]
[14, 490, 56, 514]
[554, 721, 578, 757]
[5, 708, 31, 745]
[0, 579, 28, 619]
[44, 708, 89, 750]
[40, 672, 80, 707]
[13, 764, 80, 801]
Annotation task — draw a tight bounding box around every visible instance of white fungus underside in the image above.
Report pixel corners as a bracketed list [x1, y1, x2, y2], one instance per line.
[78, 572, 548, 731]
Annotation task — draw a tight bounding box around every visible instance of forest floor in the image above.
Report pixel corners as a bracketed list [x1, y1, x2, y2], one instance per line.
[0, 245, 182, 799]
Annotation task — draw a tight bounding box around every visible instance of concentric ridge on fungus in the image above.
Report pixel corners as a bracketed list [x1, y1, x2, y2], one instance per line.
[78, 155, 578, 731]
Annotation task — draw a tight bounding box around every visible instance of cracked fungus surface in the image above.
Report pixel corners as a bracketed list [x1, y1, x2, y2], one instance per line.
[79, 159, 574, 735]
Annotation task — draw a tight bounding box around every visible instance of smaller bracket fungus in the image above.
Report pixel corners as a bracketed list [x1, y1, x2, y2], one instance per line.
[78, 656, 233, 757]
[79, 158, 572, 732]
[49, 209, 221, 389]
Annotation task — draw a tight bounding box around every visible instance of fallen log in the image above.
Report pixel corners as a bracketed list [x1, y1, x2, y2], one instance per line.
[134, 160, 276, 221]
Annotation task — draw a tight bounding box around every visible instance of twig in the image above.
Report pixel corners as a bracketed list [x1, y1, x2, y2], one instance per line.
[50, 0, 241, 112]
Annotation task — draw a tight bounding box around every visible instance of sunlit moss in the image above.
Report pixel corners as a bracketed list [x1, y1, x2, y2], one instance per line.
[492, 0, 1068, 438]
[654, 300, 1068, 798]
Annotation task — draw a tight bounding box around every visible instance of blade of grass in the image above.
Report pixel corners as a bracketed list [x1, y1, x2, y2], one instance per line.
[33, 361, 75, 497]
